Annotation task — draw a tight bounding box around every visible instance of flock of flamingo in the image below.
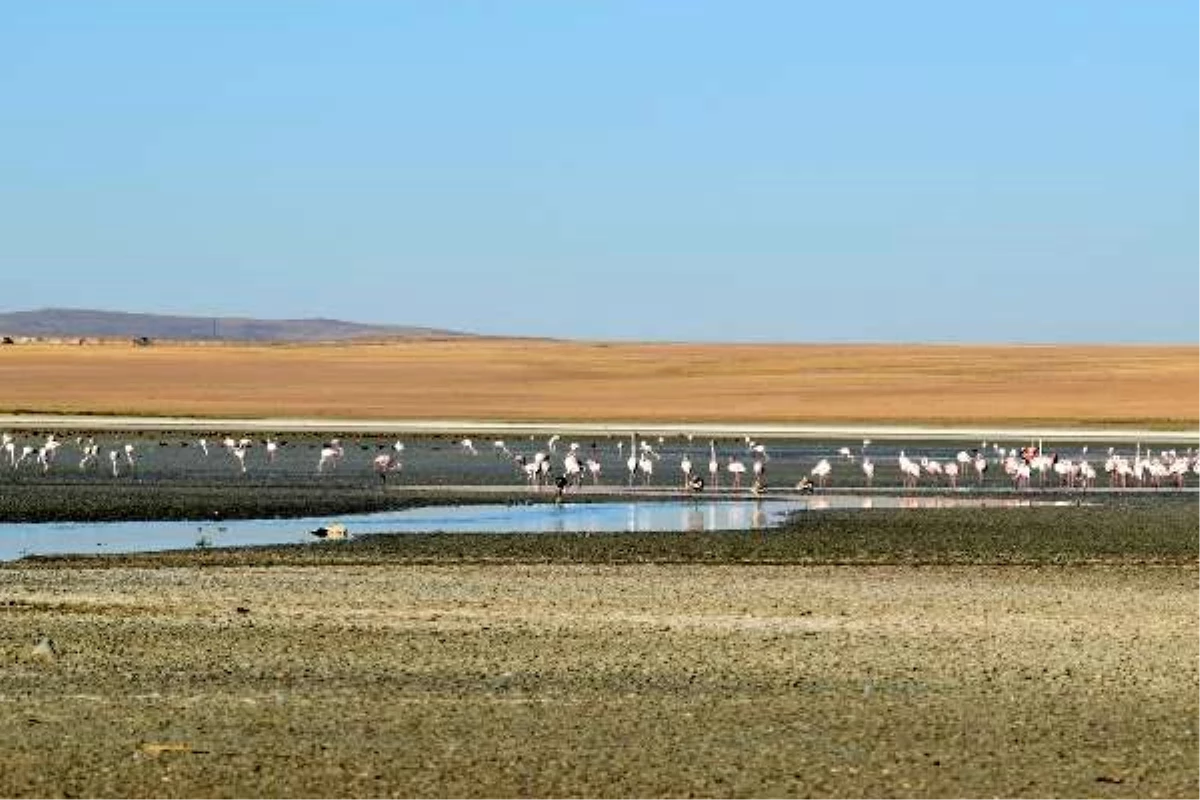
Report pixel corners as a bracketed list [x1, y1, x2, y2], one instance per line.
[2, 430, 1196, 493]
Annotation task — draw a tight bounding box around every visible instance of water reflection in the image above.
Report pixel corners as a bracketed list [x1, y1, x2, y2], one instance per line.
[1, 495, 1092, 561]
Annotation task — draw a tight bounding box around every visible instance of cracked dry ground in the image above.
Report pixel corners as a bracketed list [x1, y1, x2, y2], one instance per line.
[2, 562, 1197, 798]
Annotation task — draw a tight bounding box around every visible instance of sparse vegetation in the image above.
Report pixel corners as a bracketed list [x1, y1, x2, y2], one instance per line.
[0, 340, 1195, 425]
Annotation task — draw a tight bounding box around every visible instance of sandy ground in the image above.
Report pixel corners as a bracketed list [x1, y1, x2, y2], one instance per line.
[2, 561, 1196, 798]
[1, 340, 1195, 426]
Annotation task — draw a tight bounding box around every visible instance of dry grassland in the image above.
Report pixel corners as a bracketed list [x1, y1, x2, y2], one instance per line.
[0, 340, 1195, 426]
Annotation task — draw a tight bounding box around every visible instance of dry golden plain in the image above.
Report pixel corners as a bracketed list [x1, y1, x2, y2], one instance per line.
[0, 340, 1196, 426]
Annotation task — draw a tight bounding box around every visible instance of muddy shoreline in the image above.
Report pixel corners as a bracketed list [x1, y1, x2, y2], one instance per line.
[3, 560, 1196, 798]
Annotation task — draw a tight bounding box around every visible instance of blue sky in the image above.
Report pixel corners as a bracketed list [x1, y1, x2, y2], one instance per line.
[1, 1, 1195, 343]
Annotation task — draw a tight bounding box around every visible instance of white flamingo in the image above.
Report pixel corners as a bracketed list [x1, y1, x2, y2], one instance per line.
[317, 439, 344, 474]
[231, 444, 248, 474]
[36, 436, 61, 473]
[973, 454, 988, 486]
[810, 458, 832, 489]
[78, 439, 99, 471]
[638, 452, 655, 485]
[197, 438, 209, 457]
[460, 438, 478, 456]
[563, 452, 583, 488]
[752, 456, 766, 488]
[14, 445, 33, 469]
[626, 433, 639, 486]
[727, 456, 747, 489]
[943, 461, 959, 489]
[708, 441, 720, 490]
[680, 454, 693, 489]
[861, 458, 875, 487]
[373, 453, 402, 483]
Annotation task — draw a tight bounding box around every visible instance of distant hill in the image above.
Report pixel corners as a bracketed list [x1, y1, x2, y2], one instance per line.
[0, 308, 469, 342]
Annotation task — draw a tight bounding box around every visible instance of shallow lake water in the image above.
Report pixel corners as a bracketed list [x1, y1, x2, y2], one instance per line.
[0, 495, 1083, 561]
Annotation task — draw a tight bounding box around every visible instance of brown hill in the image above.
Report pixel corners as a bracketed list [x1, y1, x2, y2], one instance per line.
[0, 308, 467, 342]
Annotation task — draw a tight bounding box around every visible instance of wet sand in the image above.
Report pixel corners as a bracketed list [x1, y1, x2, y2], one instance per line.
[3, 554, 1196, 797]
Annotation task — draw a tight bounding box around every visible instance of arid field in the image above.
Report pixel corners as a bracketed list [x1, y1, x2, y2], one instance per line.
[0, 340, 1196, 426]
[3, 555, 1196, 797]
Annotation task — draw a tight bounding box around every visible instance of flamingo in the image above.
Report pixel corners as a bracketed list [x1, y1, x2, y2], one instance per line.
[626, 433, 639, 486]
[372, 453, 402, 483]
[547, 434, 561, 454]
[1079, 461, 1097, 489]
[897, 452, 919, 490]
[198, 438, 209, 457]
[563, 451, 583, 488]
[317, 439, 344, 473]
[943, 461, 959, 489]
[638, 452, 655, 485]
[810, 458, 832, 489]
[13, 445, 33, 469]
[265, 439, 278, 463]
[586, 456, 602, 485]
[1013, 462, 1031, 491]
[708, 441, 720, 491]
[230, 444, 248, 474]
[680, 454, 693, 489]
[2, 434, 15, 467]
[861, 458, 875, 487]
[36, 436, 61, 473]
[78, 438, 99, 471]
[493, 440, 512, 459]
[727, 456, 747, 489]
[973, 454, 988, 486]
[460, 438, 478, 456]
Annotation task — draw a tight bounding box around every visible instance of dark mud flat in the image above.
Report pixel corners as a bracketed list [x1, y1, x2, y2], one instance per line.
[0, 482, 539, 523]
[1, 499, 1196, 798]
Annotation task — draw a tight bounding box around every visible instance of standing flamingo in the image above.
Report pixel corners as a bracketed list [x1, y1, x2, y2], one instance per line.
[727, 456, 747, 490]
[810, 458, 832, 489]
[317, 439, 344, 474]
[708, 441, 720, 491]
[626, 433, 639, 486]
[861, 458, 875, 487]
[373, 453, 402, 483]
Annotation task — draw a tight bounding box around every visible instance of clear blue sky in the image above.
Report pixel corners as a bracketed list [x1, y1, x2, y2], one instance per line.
[1, 1, 1195, 343]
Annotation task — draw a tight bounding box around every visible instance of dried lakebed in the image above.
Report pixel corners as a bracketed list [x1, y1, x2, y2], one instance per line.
[2, 561, 1196, 798]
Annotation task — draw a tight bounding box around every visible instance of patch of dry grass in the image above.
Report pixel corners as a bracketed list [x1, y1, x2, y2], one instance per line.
[0, 340, 1195, 425]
